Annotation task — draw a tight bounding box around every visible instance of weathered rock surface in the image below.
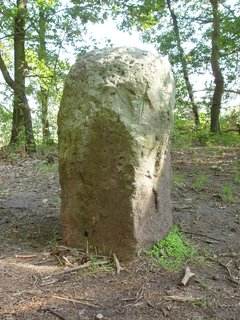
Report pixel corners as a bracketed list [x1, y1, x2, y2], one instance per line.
[58, 47, 175, 260]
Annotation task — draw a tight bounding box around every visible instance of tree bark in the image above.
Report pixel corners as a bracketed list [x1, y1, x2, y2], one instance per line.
[209, 0, 224, 134]
[166, 0, 200, 128]
[10, 0, 35, 151]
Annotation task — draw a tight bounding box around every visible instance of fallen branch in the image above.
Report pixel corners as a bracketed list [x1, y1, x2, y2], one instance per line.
[180, 266, 195, 286]
[53, 260, 110, 276]
[164, 295, 203, 302]
[113, 253, 123, 274]
[217, 260, 239, 285]
[123, 296, 143, 308]
[51, 295, 99, 308]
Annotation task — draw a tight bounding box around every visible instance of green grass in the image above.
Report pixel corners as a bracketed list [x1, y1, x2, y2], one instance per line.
[220, 185, 235, 205]
[0, 187, 6, 197]
[234, 174, 240, 185]
[145, 226, 197, 271]
[193, 174, 209, 191]
[233, 163, 240, 185]
[35, 161, 58, 174]
[47, 226, 61, 246]
[172, 173, 185, 188]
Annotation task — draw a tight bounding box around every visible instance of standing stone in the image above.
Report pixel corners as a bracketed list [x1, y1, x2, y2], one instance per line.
[58, 47, 175, 260]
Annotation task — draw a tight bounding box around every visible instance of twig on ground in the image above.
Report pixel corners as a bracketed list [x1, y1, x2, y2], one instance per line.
[42, 307, 67, 320]
[113, 253, 123, 274]
[136, 267, 163, 297]
[123, 267, 162, 308]
[51, 295, 99, 308]
[164, 295, 203, 302]
[218, 260, 239, 285]
[180, 266, 195, 286]
[15, 254, 38, 259]
[208, 257, 240, 285]
[219, 252, 238, 258]
[123, 296, 143, 308]
[219, 304, 240, 308]
[182, 230, 225, 242]
[53, 260, 110, 276]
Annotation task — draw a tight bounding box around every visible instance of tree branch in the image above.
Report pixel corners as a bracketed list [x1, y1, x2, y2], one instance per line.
[224, 89, 240, 95]
[0, 51, 15, 90]
[0, 34, 15, 40]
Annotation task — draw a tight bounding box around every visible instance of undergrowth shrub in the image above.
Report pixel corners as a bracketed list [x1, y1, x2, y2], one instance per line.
[172, 113, 239, 149]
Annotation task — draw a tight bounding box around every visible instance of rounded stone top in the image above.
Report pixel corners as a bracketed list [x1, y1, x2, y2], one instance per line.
[74, 46, 171, 84]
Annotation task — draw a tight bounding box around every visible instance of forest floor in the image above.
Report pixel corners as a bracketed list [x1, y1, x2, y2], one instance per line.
[0, 146, 239, 320]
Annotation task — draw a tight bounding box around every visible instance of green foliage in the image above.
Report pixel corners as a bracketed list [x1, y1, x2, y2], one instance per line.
[171, 114, 195, 149]
[145, 226, 197, 271]
[116, 0, 239, 132]
[0, 104, 12, 147]
[0, 0, 110, 147]
[220, 185, 235, 205]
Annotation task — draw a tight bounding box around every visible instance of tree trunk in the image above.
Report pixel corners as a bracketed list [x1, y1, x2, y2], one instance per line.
[38, 8, 52, 144]
[10, 0, 35, 151]
[166, 0, 200, 128]
[0, 51, 35, 151]
[209, 0, 224, 134]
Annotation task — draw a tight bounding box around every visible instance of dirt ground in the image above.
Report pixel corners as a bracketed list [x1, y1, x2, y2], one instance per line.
[0, 146, 239, 320]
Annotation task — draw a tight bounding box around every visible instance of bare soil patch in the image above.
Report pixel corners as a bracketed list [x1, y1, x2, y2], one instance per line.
[0, 146, 239, 320]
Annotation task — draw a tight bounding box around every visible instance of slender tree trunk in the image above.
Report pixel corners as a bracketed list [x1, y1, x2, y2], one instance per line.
[166, 0, 200, 128]
[209, 0, 224, 134]
[10, 0, 25, 144]
[10, 0, 35, 151]
[22, 93, 35, 151]
[0, 52, 34, 150]
[38, 8, 52, 144]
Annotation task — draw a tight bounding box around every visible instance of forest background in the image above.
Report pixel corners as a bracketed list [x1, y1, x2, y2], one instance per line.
[0, 0, 239, 152]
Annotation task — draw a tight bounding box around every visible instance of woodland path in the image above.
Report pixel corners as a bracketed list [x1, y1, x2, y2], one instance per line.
[0, 146, 239, 320]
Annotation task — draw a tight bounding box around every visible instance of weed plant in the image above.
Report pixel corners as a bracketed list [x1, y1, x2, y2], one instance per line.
[0, 187, 6, 197]
[234, 173, 240, 185]
[233, 163, 240, 185]
[172, 173, 185, 188]
[193, 174, 209, 191]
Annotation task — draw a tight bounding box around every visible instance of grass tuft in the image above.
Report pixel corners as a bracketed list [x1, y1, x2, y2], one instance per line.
[220, 185, 235, 205]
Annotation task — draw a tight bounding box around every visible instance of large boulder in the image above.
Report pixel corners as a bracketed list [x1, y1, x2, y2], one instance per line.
[58, 47, 175, 260]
